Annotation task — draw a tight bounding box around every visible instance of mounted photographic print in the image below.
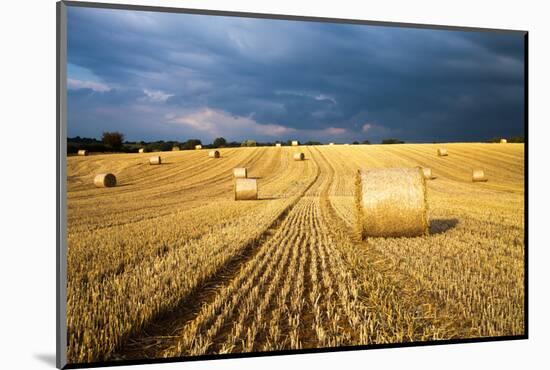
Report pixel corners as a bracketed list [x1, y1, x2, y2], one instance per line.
[56, 1, 527, 368]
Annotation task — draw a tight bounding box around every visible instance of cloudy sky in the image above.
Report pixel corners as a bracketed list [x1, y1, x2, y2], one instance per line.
[67, 6, 525, 143]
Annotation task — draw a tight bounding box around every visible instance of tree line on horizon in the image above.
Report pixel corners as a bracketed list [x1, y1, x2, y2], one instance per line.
[66, 131, 525, 154]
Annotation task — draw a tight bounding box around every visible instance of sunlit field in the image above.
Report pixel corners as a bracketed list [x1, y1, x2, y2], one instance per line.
[66, 143, 525, 363]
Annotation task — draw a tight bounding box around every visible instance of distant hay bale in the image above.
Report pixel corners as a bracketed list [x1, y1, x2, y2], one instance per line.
[138, 148, 145, 153]
[209, 150, 220, 158]
[500, 138, 507, 144]
[235, 178, 258, 200]
[149, 156, 161, 165]
[437, 148, 448, 156]
[172, 146, 180, 151]
[356, 167, 428, 238]
[472, 169, 488, 182]
[293, 152, 305, 161]
[77, 150, 88, 156]
[275, 143, 282, 147]
[329, 143, 335, 146]
[420, 167, 435, 180]
[291, 140, 299, 146]
[195, 145, 202, 150]
[94, 173, 117, 188]
[233, 167, 247, 178]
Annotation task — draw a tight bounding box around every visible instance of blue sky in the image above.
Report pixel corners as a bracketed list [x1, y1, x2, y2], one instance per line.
[67, 6, 525, 143]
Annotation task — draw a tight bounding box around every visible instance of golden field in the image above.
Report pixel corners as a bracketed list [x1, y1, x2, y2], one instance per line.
[66, 143, 525, 363]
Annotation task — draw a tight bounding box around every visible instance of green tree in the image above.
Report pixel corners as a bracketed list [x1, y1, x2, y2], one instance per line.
[183, 139, 202, 150]
[102, 131, 124, 150]
[241, 139, 257, 147]
[213, 137, 227, 148]
[381, 138, 404, 144]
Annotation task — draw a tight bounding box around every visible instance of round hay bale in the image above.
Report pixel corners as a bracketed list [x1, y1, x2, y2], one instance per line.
[233, 167, 247, 178]
[291, 140, 299, 146]
[209, 150, 220, 158]
[275, 143, 282, 147]
[94, 173, 117, 188]
[149, 156, 161, 165]
[195, 145, 202, 150]
[77, 149, 88, 156]
[293, 152, 305, 161]
[172, 146, 180, 151]
[329, 142, 335, 146]
[138, 148, 146, 153]
[437, 148, 448, 156]
[356, 167, 428, 238]
[420, 167, 435, 180]
[235, 178, 258, 200]
[500, 138, 507, 144]
[472, 169, 488, 182]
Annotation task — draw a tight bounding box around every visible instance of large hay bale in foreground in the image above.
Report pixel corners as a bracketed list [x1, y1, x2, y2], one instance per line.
[356, 168, 428, 238]
[94, 173, 117, 188]
[275, 143, 282, 147]
[472, 169, 488, 182]
[172, 146, 180, 151]
[149, 156, 161, 165]
[291, 140, 299, 146]
[195, 145, 202, 150]
[77, 150, 88, 156]
[209, 150, 220, 158]
[235, 178, 258, 200]
[233, 167, 247, 178]
[420, 167, 435, 180]
[500, 138, 507, 144]
[293, 152, 305, 161]
[437, 148, 448, 156]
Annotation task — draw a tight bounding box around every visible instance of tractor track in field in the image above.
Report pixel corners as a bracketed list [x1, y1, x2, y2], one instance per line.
[153, 148, 366, 356]
[112, 148, 321, 361]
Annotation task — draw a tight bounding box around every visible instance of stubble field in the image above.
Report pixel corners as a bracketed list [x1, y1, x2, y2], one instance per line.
[66, 143, 525, 364]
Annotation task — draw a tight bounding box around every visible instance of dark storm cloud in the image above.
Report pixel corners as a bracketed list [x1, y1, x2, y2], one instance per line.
[67, 6, 525, 142]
